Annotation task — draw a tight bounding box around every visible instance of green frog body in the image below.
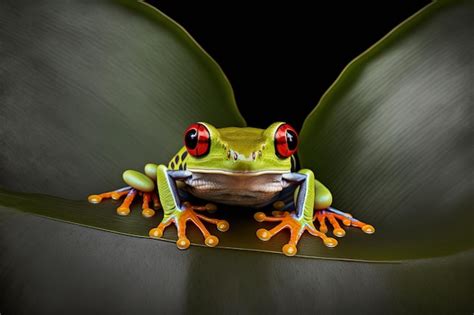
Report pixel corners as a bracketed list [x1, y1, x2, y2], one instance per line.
[88, 122, 374, 256]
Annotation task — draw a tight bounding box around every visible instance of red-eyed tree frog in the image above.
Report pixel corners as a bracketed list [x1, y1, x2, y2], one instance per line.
[88, 122, 374, 256]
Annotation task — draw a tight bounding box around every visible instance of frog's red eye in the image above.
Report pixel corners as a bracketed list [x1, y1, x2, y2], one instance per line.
[184, 123, 210, 157]
[274, 123, 298, 158]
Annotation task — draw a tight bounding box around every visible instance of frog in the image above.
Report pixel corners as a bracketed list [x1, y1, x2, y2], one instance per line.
[88, 122, 375, 256]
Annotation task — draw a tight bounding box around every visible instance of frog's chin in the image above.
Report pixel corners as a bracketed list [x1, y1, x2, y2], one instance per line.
[183, 171, 292, 207]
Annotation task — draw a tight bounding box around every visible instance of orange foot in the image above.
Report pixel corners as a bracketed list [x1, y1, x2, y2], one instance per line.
[88, 187, 161, 218]
[254, 211, 338, 257]
[314, 208, 375, 237]
[149, 202, 230, 250]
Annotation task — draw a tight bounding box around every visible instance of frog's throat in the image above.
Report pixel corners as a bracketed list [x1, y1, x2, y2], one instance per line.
[186, 168, 289, 176]
[183, 171, 292, 207]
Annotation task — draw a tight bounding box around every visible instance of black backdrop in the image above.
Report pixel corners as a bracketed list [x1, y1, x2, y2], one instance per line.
[148, 1, 431, 130]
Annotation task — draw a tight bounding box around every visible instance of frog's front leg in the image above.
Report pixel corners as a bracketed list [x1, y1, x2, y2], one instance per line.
[254, 169, 338, 256]
[256, 176, 376, 256]
[148, 165, 229, 249]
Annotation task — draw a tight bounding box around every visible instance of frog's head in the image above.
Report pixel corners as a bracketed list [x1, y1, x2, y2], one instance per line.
[183, 122, 297, 175]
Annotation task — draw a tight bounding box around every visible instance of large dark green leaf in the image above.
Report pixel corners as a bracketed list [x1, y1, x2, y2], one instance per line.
[0, 0, 472, 263]
[1, 208, 473, 314]
[299, 0, 473, 260]
[0, 0, 245, 200]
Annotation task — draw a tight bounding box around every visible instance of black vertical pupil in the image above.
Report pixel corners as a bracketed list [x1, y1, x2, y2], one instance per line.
[185, 129, 198, 149]
[286, 130, 297, 150]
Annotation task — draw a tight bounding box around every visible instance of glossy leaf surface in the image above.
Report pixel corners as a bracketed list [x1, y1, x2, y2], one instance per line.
[299, 0, 473, 260]
[0, 0, 245, 200]
[0, 0, 472, 262]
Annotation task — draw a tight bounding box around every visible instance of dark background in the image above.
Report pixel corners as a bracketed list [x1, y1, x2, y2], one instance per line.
[148, 1, 431, 130]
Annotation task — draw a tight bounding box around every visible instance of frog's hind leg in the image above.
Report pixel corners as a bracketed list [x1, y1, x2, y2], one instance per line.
[87, 168, 162, 217]
[141, 192, 156, 218]
[116, 188, 138, 216]
[316, 207, 375, 235]
[312, 179, 375, 236]
[88, 186, 140, 216]
[88, 186, 132, 204]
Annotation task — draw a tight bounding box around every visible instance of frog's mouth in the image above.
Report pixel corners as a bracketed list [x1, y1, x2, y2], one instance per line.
[185, 168, 288, 176]
[183, 171, 292, 207]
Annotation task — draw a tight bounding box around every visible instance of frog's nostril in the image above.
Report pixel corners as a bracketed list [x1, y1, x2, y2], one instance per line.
[227, 149, 260, 162]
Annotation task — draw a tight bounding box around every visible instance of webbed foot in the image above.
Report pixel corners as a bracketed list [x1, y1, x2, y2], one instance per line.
[314, 207, 375, 237]
[149, 202, 229, 249]
[88, 187, 161, 217]
[254, 211, 338, 257]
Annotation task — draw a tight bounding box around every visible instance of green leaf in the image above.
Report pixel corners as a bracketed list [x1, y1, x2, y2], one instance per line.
[0, 0, 472, 263]
[299, 0, 473, 260]
[2, 208, 472, 313]
[0, 0, 245, 200]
